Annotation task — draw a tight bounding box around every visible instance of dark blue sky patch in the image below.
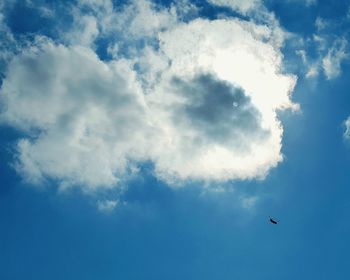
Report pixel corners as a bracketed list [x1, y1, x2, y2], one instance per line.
[6, 1, 56, 37]
[265, 0, 318, 36]
[0, 126, 24, 196]
[265, 0, 350, 36]
[315, 0, 350, 19]
[94, 36, 113, 61]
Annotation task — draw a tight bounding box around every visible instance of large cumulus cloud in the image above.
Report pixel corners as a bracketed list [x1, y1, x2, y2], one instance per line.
[0, 0, 297, 191]
[146, 18, 297, 182]
[1, 41, 153, 190]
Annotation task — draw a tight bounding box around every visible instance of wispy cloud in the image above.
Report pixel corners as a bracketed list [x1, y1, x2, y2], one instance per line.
[305, 0, 317, 7]
[241, 196, 259, 210]
[207, 0, 261, 14]
[97, 199, 119, 213]
[322, 38, 349, 80]
[297, 15, 349, 80]
[343, 117, 350, 140]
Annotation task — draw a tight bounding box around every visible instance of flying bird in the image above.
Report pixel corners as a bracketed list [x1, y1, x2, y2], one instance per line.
[269, 217, 278, 224]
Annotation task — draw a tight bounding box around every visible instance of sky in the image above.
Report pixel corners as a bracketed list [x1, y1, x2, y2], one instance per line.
[1, 0, 350, 279]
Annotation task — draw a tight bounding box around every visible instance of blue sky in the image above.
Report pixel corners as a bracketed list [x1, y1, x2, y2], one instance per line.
[1, 0, 350, 279]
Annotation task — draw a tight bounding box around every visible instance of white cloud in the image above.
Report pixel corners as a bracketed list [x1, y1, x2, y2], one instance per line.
[63, 0, 180, 56]
[22, 0, 55, 18]
[322, 38, 348, 80]
[305, 0, 317, 6]
[1, 40, 153, 190]
[121, 0, 177, 37]
[296, 50, 307, 64]
[306, 65, 319, 78]
[207, 0, 261, 14]
[299, 15, 349, 80]
[74, 0, 177, 44]
[146, 18, 297, 182]
[0, 0, 297, 190]
[0, 5, 17, 71]
[344, 117, 350, 140]
[315, 17, 328, 31]
[97, 199, 119, 212]
[241, 196, 258, 209]
[296, 49, 320, 79]
[64, 15, 99, 47]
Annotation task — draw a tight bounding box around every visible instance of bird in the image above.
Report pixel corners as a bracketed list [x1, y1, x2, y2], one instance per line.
[269, 217, 278, 224]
